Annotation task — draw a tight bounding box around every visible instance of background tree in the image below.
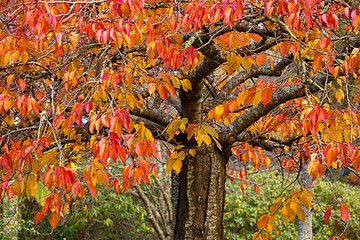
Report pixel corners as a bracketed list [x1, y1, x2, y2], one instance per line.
[0, 0, 360, 239]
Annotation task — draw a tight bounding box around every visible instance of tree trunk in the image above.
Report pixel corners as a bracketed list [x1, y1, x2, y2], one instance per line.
[174, 144, 228, 239]
[298, 159, 313, 240]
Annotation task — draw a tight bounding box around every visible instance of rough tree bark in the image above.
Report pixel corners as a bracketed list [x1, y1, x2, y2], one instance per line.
[174, 144, 229, 240]
[298, 159, 313, 240]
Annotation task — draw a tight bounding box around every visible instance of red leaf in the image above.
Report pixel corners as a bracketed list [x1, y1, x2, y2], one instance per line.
[319, 37, 330, 49]
[22, 145, 34, 157]
[54, 46, 64, 57]
[118, 146, 126, 162]
[102, 30, 109, 44]
[85, 102, 93, 114]
[344, 7, 350, 18]
[319, 109, 328, 122]
[55, 32, 62, 46]
[340, 204, 349, 221]
[351, 10, 357, 28]
[53, 114, 65, 129]
[324, 206, 332, 224]
[264, 0, 273, 16]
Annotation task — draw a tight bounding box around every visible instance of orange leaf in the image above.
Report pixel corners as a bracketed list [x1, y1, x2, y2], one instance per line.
[256, 53, 267, 67]
[312, 52, 323, 72]
[50, 211, 61, 229]
[158, 84, 168, 101]
[165, 82, 176, 98]
[261, 87, 272, 106]
[158, 72, 170, 82]
[86, 180, 97, 198]
[35, 212, 44, 226]
[340, 204, 349, 221]
[279, 41, 289, 57]
[18, 79, 26, 92]
[257, 215, 270, 229]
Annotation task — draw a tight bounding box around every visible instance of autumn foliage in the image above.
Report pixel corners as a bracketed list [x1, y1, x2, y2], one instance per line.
[0, 0, 360, 238]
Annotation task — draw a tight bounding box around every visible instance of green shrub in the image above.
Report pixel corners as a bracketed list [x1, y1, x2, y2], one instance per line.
[224, 170, 360, 239]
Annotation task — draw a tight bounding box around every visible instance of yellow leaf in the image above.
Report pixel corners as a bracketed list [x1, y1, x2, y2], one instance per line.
[214, 105, 224, 121]
[90, 136, 97, 148]
[31, 158, 40, 173]
[230, 54, 242, 72]
[335, 89, 344, 103]
[237, 89, 248, 105]
[204, 134, 211, 145]
[257, 215, 270, 228]
[4, 115, 14, 126]
[21, 51, 29, 64]
[189, 149, 196, 157]
[265, 223, 273, 233]
[39, 150, 58, 167]
[289, 201, 298, 214]
[334, 66, 339, 78]
[265, 157, 270, 167]
[125, 92, 136, 109]
[181, 79, 192, 91]
[13, 50, 20, 62]
[281, 206, 290, 224]
[26, 175, 37, 199]
[297, 208, 306, 223]
[166, 159, 174, 173]
[1, 51, 11, 66]
[171, 76, 181, 88]
[145, 128, 154, 142]
[242, 56, 254, 70]
[11, 180, 25, 197]
[252, 90, 262, 107]
[63, 203, 70, 215]
[173, 158, 182, 174]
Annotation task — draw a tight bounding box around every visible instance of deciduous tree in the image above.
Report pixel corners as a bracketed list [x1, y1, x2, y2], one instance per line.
[0, 0, 359, 239]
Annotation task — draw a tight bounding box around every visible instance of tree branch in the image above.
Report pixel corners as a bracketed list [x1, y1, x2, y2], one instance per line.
[237, 132, 301, 151]
[214, 53, 294, 105]
[219, 72, 331, 146]
[130, 108, 172, 127]
[134, 185, 166, 240]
